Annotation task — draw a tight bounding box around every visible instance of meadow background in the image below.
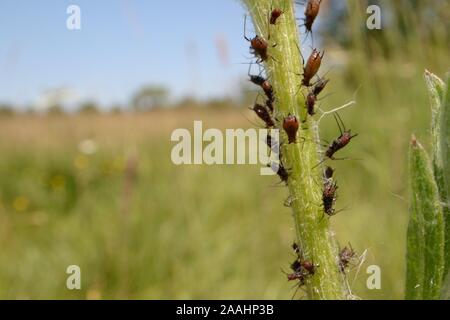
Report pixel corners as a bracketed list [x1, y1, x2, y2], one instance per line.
[0, 0, 448, 299]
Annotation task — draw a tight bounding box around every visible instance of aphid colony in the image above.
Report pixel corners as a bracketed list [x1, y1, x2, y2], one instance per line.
[244, 1, 358, 294]
[246, 1, 356, 213]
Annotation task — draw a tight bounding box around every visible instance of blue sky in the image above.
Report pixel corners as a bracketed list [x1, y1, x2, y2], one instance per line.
[0, 0, 254, 108]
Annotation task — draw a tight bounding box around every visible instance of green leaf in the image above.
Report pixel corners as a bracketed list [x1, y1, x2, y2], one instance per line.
[441, 271, 450, 300]
[406, 137, 445, 300]
[438, 74, 450, 279]
[424, 71, 450, 279]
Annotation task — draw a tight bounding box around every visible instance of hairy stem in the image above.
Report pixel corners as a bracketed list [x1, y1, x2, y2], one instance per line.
[241, 0, 346, 299]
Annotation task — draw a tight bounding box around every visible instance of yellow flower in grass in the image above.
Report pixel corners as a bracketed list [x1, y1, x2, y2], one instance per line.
[50, 175, 66, 190]
[74, 154, 89, 170]
[13, 196, 29, 212]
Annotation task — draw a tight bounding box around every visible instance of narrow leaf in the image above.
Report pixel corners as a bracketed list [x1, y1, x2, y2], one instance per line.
[424, 71, 450, 279]
[406, 136, 445, 300]
[439, 74, 450, 279]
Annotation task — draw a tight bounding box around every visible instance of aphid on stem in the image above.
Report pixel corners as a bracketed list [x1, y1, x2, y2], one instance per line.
[284, 270, 306, 284]
[339, 245, 356, 273]
[299, 260, 316, 275]
[248, 67, 274, 109]
[302, 48, 324, 87]
[306, 91, 317, 116]
[244, 15, 275, 63]
[266, 161, 289, 185]
[301, 0, 322, 44]
[270, 8, 284, 25]
[322, 180, 338, 216]
[283, 114, 300, 144]
[325, 113, 358, 160]
[312, 77, 330, 96]
[250, 102, 275, 128]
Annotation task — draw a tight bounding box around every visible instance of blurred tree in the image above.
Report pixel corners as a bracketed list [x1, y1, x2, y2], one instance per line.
[110, 105, 123, 114]
[132, 86, 169, 111]
[47, 104, 65, 115]
[206, 97, 237, 109]
[0, 104, 15, 116]
[78, 101, 100, 114]
[319, 0, 449, 56]
[175, 97, 200, 109]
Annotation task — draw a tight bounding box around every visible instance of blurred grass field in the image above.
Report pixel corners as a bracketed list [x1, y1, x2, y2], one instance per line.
[0, 85, 432, 299]
[0, 0, 448, 299]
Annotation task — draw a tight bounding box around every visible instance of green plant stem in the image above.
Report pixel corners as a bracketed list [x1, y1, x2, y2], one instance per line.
[241, 0, 346, 300]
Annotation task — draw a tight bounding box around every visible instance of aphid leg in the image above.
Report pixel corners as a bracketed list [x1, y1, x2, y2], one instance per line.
[312, 158, 326, 170]
[243, 15, 251, 42]
[291, 283, 304, 300]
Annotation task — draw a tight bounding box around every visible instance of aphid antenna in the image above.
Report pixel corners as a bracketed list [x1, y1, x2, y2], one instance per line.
[287, 277, 308, 300]
[247, 62, 259, 78]
[333, 112, 346, 135]
[311, 157, 327, 170]
[300, 28, 314, 47]
[315, 67, 333, 81]
[293, 40, 305, 67]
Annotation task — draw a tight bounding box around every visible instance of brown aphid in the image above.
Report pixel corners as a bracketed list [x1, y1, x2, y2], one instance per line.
[325, 114, 358, 160]
[301, 261, 316, 275]
[322, 180, 338, 216]
[339, 245, 356, 272]
[290, 243, 316, 275]
[286, 271, 305, 284]
[249, 36, 270, 62]
[244, 16, 270, 62]
[302, 48, 324, 87]
[306, 92, 317, 116]
[283, 114, 299, 144]
[312, 77, 330, 96]
[249, 74, 273, 99]
[270, 8, 284, 25]
[251, 103, 275, 128]
[303, 0, 322, 34]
